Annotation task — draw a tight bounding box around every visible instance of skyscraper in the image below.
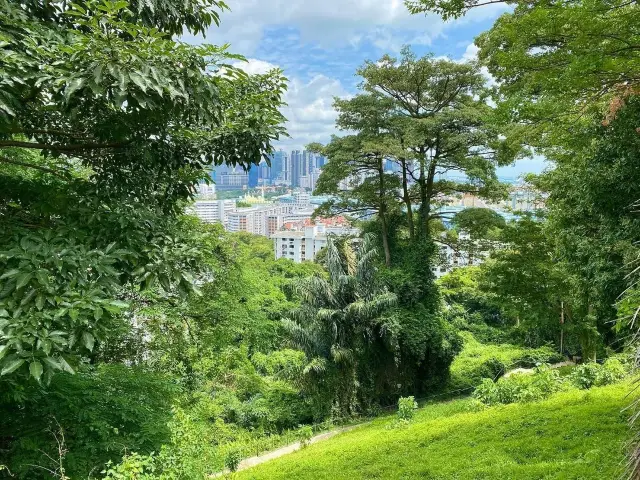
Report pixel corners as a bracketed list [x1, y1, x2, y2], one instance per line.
[247, 164, 259, 188]
[291, 150, 302, 187]
[270, 150, 288, 182]
[302, 150, 312, 177]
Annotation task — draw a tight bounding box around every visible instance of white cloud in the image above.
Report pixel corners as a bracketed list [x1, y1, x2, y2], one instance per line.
[231, 58, 278, 75]
[186, 0, 505, 55]
[278, 74, 351, 150]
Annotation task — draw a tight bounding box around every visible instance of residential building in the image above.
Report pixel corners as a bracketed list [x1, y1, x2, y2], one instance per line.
[195, 182, 216, 199]
[190, 199, 236, 225]
[272, 223, 360, 263]
[227, 204, 293, 236]
[432, 232, 497, 279]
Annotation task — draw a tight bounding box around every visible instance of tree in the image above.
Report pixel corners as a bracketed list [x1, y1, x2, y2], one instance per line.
[309, 97, 401, 266]
[477, 214, 574, 349]
[0, 0, 287, 383]
[283, 234, 397, 415]
[452, 208, 505, 239]
[408, 0, 640, 149]
[353, 47, 515, 239]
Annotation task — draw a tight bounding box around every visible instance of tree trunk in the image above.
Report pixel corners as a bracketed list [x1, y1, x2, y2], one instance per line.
[400, 158, 415, 240]
[378, 160, 391, 266]
[417, 152, 429, 239]
[423, 156, 438, 237]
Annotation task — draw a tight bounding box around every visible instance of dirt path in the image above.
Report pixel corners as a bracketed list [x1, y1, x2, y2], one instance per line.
[503, 360, 575, 378]
[210, 424, 362, 477]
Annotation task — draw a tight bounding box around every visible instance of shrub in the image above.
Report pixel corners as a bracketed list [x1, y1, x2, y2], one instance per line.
[473, 365, 567, 406]
[569, 359, 629, 389]
[225, 447, 243, 473]
[570, 363, 603, 389]
[445, 332, 563, 393]
[397, 396, 418, 422]
[297, 425, 314, 448]
[102, 452, 157, 479]
[597, 358, 628, 385]
[0, 365, 176, 480]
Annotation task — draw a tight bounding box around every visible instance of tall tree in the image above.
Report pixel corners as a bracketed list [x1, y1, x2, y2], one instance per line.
[0, 0, 287, 383]
[309, 94, 401, 265]
[354, 47, 515, 239]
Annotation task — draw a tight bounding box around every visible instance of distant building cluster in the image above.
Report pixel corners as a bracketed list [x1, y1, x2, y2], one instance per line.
[189, 188, 358, 263]
[209, 149, 327, 192]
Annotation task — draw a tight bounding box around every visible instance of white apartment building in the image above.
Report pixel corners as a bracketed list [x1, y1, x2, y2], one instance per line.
[272, 224, 360, 263]
[227, 204, 293, 236]
[191, 200, 236, 225]
[195, 183, 216, 199]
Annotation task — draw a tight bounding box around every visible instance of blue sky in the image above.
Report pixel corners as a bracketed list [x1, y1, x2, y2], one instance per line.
[185, 0, 546, 178]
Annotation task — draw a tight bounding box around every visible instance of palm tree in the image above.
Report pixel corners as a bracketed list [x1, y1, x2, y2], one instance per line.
[283, 233, 397, 416]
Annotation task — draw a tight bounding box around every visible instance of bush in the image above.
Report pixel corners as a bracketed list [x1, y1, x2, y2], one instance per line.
[225, 447, 243, 473]
[297, 425, 314, 448]
[397, 396, 418, 422]
[569, 359, 629, 389]
[445, 332, 563, 393]
[0, 365, 177, 480]
[473, 364, 567, 406]
[102, 452, 157, 479]
[474, 358, 630, 406]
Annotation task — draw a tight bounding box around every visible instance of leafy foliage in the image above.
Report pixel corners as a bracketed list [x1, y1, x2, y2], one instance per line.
[0, 365, 176, 479]
[0, 0, 287, 383]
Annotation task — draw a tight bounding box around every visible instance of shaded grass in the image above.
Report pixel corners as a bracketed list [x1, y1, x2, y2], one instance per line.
[236, 382, 634, 480]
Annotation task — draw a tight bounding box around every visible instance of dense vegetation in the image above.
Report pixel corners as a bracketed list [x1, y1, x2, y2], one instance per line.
[1, 0, 639, 477]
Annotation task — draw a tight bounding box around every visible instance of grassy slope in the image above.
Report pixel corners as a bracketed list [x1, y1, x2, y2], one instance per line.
[237, 382, 634, 480]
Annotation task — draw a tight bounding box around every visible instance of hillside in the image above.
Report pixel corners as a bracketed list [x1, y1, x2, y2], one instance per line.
[236, 382, 634, 480]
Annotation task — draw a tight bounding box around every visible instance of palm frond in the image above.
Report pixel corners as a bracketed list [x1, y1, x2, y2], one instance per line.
[303, 357, 328, 375]
[330, 345, 355, 365]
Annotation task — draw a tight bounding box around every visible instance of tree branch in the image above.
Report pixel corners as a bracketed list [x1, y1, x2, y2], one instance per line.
[0, 140, 130, 151]
[0, 155, 68, 179]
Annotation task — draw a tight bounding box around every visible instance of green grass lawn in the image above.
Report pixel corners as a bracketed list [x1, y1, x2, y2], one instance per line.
[236, 382, 635, 480]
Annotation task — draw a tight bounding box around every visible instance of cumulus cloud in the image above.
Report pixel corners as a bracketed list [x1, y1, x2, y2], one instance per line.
[188, 0, 504, 55]
[231, 58, 278, 75]
[195, 1, 510, 156]
[279, 74, 351, 150]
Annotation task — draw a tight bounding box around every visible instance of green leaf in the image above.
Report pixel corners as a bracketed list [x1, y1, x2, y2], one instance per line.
[16, 272, 33, 290]
[129, 71, 148, 92]
[94, 306, 103, 320]
[82, 331, 95, 351]
[43, 356, 61, 370]
[0, 345, 8, 361]
[58, 357, 75, 374]
[1, 358, 25, 376]
[65, 77, 86, 101]
[29, 361, 43, 382]
[0, 269, 19, 280]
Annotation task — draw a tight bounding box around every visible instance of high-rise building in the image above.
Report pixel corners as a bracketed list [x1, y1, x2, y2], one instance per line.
[248, 165, 259, 188]
[270, 150, 288, 182]
[190, 199, 236, 225]
[302, 150, 312, 177]
[291, 150, 302, 187]
[315, 155, 327, 169]
[259, 161, 270, 185]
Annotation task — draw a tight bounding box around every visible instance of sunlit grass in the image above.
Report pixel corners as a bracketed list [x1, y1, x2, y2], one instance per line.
[236, 382, 634, 480]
